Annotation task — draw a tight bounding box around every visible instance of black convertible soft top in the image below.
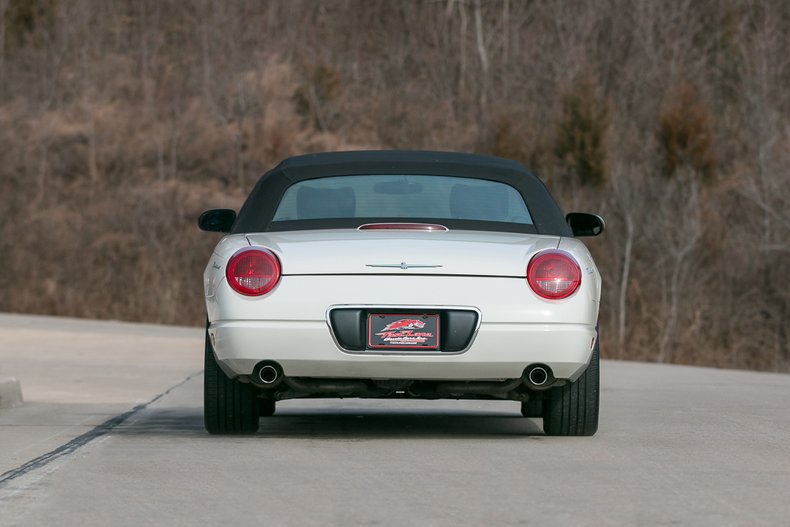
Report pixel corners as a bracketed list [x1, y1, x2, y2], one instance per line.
[232, 150, 572, 236]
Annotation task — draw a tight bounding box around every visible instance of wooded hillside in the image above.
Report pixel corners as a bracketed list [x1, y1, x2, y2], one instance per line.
[1, 0, 788, 371]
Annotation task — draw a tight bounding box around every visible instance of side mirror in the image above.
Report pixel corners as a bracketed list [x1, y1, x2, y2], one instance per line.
[198, 209, 236, 233]
[566, 212, 605, 237]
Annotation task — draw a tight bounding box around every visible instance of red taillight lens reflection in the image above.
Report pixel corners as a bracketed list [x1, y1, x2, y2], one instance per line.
[527, 250, 581, 299]
[225, 248, 281, 296]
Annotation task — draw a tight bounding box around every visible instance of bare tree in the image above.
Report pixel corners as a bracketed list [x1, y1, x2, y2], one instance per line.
[609, 164, 639, 353]
[0, 0, 7, 100]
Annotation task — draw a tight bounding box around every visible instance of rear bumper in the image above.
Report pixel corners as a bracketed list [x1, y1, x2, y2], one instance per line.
[208, 320, 597, 381]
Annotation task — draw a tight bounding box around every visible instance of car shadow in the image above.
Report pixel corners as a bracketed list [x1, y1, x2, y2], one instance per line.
[114, 406, 546, 439]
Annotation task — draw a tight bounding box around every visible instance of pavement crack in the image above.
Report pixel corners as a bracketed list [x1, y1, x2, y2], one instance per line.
[0, 370, 202, 487]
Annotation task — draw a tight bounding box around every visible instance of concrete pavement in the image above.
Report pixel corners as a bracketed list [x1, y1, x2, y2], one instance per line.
[1, 314, 789, 526]
[0, 313, 202, 475]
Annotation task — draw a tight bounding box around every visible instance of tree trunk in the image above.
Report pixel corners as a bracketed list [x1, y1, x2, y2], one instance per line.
[618, 212, 634, 352]
[0, 0, 7, 100]
[473, 0, 489, 107]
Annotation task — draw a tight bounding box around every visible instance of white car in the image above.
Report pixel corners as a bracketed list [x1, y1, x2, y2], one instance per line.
[199, 151, 604, 435]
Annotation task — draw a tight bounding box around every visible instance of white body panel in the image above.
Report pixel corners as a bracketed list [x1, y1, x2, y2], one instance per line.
[204, 229, 601, 382]
[245, 230, 559, 277]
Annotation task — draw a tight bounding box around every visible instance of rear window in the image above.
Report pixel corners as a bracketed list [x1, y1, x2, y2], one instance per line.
[272, 175, 533, 224]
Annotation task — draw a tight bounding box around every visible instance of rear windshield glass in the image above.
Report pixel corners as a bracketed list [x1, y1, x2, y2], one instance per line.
[272, 175, 533, 224]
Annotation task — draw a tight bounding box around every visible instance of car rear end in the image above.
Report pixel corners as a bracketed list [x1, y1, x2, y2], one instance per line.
[199, 151, 603, 436]
[205, 228, 600, 387]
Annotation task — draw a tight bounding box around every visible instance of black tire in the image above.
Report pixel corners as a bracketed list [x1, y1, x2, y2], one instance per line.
[204, 329, 260, 434]
[520, 392, 543, 417]
[259, 398, 276, 417]
[542, 339, 600, 436]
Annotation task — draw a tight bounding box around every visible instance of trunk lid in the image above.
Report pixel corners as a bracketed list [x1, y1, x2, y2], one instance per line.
[245, 229, 559, 277]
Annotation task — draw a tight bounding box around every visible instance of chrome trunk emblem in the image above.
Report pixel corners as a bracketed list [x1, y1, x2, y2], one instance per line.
[366, 262, 443, 270]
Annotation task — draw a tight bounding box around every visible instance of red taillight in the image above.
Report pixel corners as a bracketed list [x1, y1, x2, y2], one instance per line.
[527, 250, 581, 299]
[225, 248, 281, 296]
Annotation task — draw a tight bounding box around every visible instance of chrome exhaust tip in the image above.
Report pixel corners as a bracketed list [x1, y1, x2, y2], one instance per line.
[528, 367, 549, 386]
[523, 364, 554, 390]
[259, 365, 279, 384]
[252, 361, 283, 388]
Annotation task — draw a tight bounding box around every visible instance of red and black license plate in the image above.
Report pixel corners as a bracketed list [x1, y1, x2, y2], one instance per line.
[367, 314, 440, 350]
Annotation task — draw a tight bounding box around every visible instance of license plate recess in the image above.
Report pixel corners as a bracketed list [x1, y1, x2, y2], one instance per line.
[367, 313, 440, 350]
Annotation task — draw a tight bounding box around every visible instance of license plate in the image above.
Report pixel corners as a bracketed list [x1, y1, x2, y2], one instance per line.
[367, 314, 440, 350]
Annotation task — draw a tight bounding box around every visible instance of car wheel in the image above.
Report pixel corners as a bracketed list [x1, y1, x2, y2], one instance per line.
[259, 398, 276, 417]
[520, 392, 543, 417]
[204, 328, 260, 434]
[542, 339, 599, 436]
